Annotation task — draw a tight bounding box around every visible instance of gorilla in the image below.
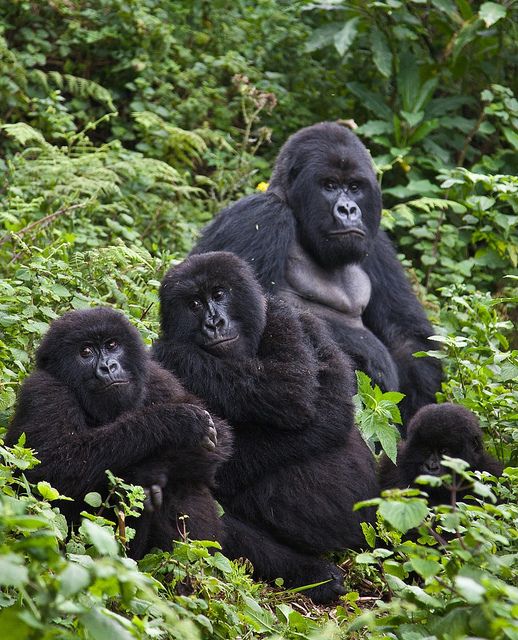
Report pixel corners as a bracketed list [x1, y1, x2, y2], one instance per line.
[152, 251, 379, 604]
[6, 307, 232, 559]
[192, 121, 442, 426]
[379, 403, 503, 505]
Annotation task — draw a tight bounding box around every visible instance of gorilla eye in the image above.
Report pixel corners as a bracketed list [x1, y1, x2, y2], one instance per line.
[189, 298, 202, 312]
[79, 345, 93, 358]
[105, 339, 118, 351]
[213, 288, 225, 301]
[324, 180, 338, 191]
[349, 182, 360, 193]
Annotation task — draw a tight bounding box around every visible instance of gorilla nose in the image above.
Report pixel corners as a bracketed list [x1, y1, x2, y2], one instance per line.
[97, 358, 120, 377]
[203, 315, 226, 335]
[424, 461, 441, 475]
[334, 201, 361, 222]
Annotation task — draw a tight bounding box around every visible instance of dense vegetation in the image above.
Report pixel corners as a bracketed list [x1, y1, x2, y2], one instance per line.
[0, 1, 516, 638]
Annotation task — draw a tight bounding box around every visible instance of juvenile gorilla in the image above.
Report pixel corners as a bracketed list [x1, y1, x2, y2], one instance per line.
[192, 122, 442, 426]
[379, 403, 503, 504]
[6, 307, 231, 559]
[152, 251, 379, 603]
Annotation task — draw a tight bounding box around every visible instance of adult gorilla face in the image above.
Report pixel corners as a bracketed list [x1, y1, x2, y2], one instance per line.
[36, 307, 146, 423]
[269, 123, 382, 268]
[159, 252, 267, 360]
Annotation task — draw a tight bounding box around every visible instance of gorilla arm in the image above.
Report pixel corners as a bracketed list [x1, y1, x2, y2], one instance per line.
[7, 368, 217, 501]
[362, 231, 443, 423]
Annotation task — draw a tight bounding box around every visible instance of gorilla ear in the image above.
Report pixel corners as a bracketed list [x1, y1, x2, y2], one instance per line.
[287, 162, 302, 186]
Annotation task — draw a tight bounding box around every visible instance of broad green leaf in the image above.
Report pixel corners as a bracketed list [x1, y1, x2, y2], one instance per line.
[59, 563, 91, 597]
[479, 2, 506, 26]
[347, 82, 393, 119]
[37, 481, 60, 501]
[84, 492, 103, 508]
[409, 558, 440, 579]
[0, 555, 29, 587]
[333, 18, 360, 56]
[378, 499, 429, 533]
[80, 520, 118, 556]
[455, 576, 486, 603]
[370, 27, 392, 78]
[304, 23, 342, 53]
[81, 609, 134, 640]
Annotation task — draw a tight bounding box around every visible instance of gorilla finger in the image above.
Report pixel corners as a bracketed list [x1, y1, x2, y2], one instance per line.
[150, 484, 163, 510]
[203, 410, 215, 428]
[143, 488, 154, 512]
[157, 472, 168, 488]
[208, 425, 218, 445]
[202, 435, 217, 451]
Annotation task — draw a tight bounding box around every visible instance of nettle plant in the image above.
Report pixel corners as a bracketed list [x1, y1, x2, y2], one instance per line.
[420, 282, 518, 467]
[346, 460, 518, 639]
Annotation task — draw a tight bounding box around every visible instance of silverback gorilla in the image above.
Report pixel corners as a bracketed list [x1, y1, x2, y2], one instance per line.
[379, 403, 503, 505]
[192, 122, 442, 427]
[6, 308, 232, 559]
[152, 251, 379, 603]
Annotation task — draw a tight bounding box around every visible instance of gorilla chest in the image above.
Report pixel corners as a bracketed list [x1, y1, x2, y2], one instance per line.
[281, 241, 371, 327]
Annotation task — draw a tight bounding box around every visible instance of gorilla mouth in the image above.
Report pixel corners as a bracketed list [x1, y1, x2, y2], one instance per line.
[205, 335, 239, 348]
[101, 380, 130, 390]
[328, 229, 365, 237]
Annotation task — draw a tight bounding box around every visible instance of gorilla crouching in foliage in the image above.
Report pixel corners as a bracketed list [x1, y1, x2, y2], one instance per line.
[152, 251, 379, 604]
[192, 122, 442, 427]
[379, 403, 503, 505]
[6, 308, 232, 559]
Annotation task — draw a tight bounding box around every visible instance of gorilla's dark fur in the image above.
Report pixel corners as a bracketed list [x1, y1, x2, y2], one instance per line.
[192, 122, 442, 428]
[379, 403, 503, 504]
[153, 251, 379, 603]
[6, 307, 232, 558]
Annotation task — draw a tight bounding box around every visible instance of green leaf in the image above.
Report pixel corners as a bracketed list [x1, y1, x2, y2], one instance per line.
[347, 82, 393, 119]
[409, 558, 440, 579]
[479, 2, 506, 26]
[361, 521, 376, 548]
[37, 481, 60, 501]
[0, 555, 29, 587]
[80, 520, 119, 557]
[371, 27, 392, 78]
[81, 609, 134, 640]
[503, 126, 518, 150]
[59, 563, 91, 597]
[84, 492, 103, 508]
[454, 576, 486, 603]
[333, 18, 360, 56]
[378, 499, 429, 533]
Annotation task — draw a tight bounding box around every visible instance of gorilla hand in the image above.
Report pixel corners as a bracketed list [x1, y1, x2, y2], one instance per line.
[170, 403, 218, 451]
[143, 472, 168, 512]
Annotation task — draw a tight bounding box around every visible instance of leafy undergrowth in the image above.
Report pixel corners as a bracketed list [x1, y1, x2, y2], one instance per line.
[1, 433, 517, 639]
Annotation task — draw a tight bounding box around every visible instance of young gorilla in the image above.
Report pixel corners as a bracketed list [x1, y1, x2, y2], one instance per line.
[152, 251, 379, 604]
[192, 122, 442, 428]
[379, 403, 503, 504]
[6, 307, 232, 559]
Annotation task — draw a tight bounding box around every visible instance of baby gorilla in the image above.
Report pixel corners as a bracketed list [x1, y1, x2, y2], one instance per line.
[6, 307, 232, 558]
[379, 403, 503, 504]
[152, 251, 379, 604]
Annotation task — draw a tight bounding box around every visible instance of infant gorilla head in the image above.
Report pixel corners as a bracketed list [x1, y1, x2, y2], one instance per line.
[380, 403, 503, 504]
